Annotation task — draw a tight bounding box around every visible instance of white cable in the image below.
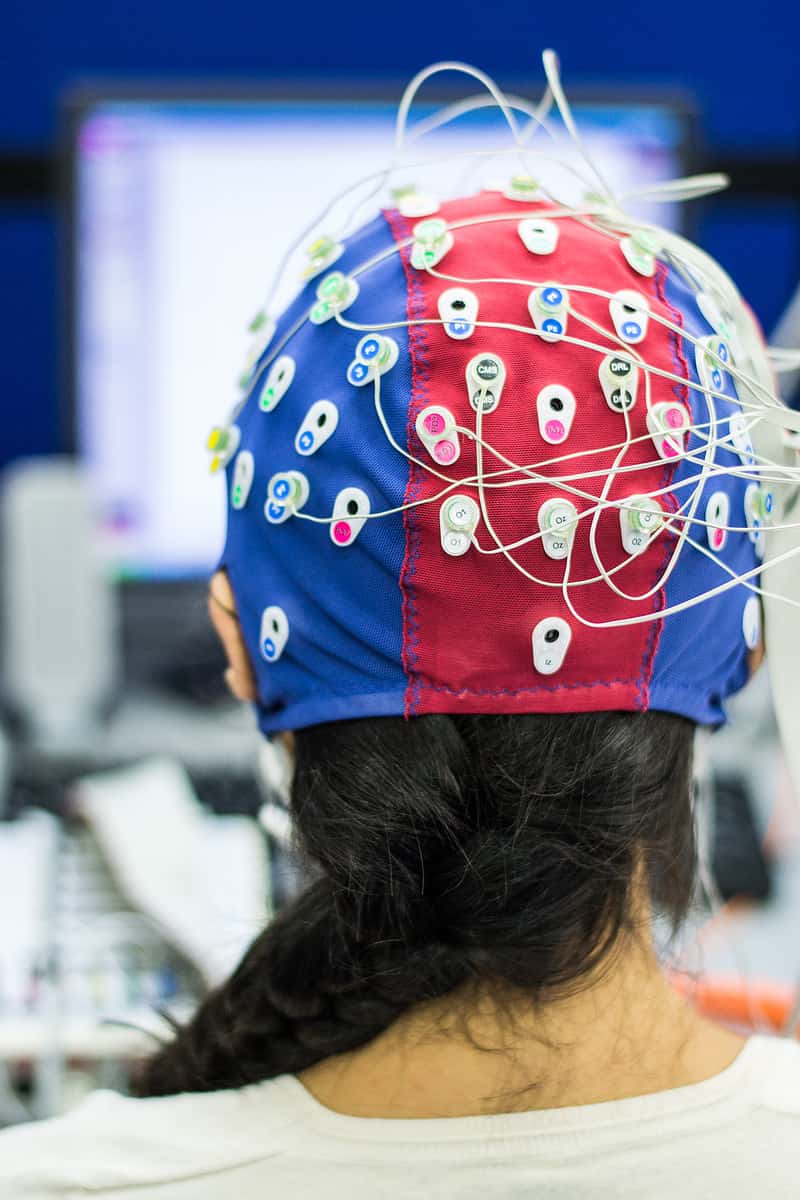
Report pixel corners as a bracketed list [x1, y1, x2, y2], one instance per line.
[236, 55, 800, 631]
[541, 49, 618, 206]
[621, 174, 731, 204]
[394, 61, 524, 158]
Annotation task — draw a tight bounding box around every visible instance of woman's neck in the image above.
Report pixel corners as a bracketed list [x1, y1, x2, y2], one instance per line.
[297, 936, 746, 1119]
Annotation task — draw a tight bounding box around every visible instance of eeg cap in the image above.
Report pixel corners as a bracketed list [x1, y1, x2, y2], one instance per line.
[214, 55, 796, 738]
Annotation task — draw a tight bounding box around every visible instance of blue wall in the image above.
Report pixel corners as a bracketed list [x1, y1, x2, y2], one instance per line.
[2, 0, 798, 466]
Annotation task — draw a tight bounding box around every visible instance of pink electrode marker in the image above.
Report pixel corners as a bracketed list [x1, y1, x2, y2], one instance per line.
[434, 439, 456, 463]
[224, 183, 770, 743]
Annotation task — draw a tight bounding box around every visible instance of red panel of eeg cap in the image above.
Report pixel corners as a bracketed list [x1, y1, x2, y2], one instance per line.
[386, 191, 687, 718]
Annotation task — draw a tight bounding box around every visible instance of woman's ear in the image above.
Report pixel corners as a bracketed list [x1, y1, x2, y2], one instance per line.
[208, 570, 257, 702]
[748, 632, 766, 679]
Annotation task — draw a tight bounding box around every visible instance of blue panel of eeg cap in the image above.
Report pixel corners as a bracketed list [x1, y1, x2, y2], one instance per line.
[649, 267, 760, 725]
[219, 212, 412, 734]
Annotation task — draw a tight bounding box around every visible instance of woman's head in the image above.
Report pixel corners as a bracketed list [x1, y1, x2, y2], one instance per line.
[214, 185, 770, 740]
[137, 707, 696, 1096]
[137, 57, 790, 1096]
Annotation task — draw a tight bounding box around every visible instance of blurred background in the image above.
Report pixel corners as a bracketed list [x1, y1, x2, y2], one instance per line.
[0, 0, 798, 1125]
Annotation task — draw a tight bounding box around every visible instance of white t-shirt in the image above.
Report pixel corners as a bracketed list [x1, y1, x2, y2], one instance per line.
[2, 1035, 800, 1198]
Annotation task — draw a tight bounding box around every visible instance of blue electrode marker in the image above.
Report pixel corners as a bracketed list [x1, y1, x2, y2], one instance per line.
[347, 361, 371, 385]
[537, 285, 566, 338]
[542, 286, 563, 308]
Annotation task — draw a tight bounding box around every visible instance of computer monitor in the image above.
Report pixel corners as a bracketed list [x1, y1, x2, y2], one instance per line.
[64, 86, 692, 584]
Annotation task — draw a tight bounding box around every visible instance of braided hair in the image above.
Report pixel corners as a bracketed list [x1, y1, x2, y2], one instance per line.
[134, 710, 697, 1096]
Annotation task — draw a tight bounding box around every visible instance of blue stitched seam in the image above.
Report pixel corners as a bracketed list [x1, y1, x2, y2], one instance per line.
[407, 266, 430, 716]
[389, 210, 429, 718]
[635, 263, 685, 708]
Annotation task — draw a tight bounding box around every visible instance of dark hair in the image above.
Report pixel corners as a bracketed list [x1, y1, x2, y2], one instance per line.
[134, 710, 697, 1097]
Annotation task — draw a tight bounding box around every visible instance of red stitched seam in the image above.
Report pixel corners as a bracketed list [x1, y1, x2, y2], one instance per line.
[410, 678, 635, 696]
[384, 206, 421, 719]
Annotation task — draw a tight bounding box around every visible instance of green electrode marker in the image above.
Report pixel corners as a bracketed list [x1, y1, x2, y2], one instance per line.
[546, 504, 574, 532]
[510, 174, 538, 196]
[318, 272, 346, 301]
[308, 235, 335, 260]
[415, 218, 446, 246]
[630, 502, 661, 533]
[631, 229, 661, 256]
[627, 244, 654, 272]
